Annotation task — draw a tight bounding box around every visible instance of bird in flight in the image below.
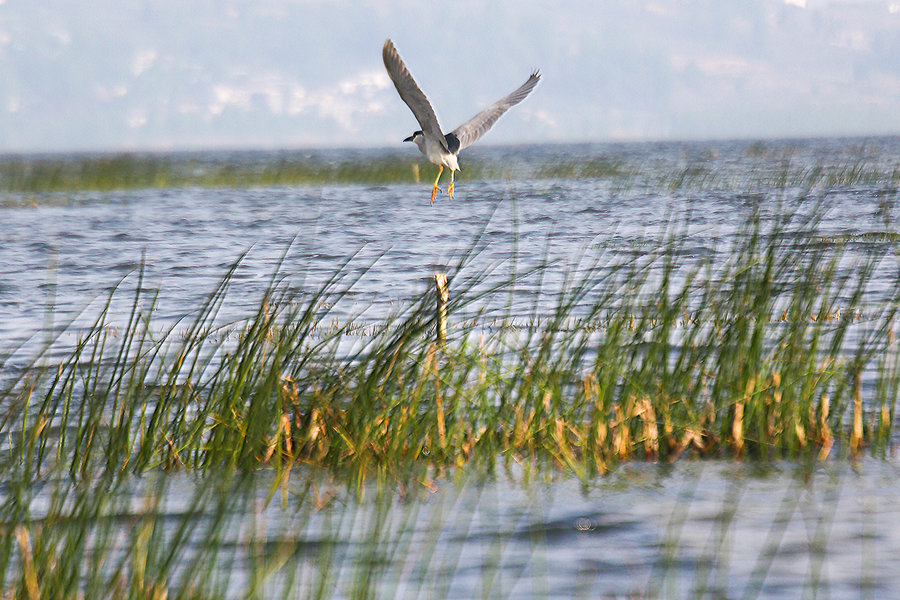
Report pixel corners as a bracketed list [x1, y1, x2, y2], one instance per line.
[382, 39, 540, 204]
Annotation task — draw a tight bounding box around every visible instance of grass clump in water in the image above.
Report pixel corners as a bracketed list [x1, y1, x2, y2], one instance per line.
[3, 139, 898, 198]
[0, 152, 501, 194]
[1, 203, 897, 490]
[1, 202, 900, 598]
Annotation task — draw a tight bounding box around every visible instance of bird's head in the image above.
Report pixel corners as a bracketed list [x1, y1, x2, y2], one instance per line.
[403, 130, 423, 143]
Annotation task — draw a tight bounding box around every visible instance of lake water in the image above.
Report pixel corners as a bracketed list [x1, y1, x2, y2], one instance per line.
[58, 460, 899, 599]
[3, 137, 899, 360]
[265, 460, 900, 599]
[2, 136, 900, 597]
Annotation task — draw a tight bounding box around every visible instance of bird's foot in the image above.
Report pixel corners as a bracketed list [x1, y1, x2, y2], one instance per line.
[430, 185, 443, 205]
[447, 180, 455, 200]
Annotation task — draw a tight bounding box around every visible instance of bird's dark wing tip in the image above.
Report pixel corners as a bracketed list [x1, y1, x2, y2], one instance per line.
[444, 132, 461, 154]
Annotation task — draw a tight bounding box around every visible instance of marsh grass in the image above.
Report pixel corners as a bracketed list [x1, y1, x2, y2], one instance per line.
[2, 142, 898, 198]
[2, 199, 900, 597]
[0, 153, 500, 195]
[3, 203, 899, 481]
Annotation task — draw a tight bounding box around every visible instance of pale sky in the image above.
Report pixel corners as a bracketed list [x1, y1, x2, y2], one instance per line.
[2, 0, 900, 152]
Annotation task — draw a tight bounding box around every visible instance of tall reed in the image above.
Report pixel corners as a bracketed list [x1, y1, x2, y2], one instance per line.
[2, 199, 899, 597]
[1, 202, 896, 489]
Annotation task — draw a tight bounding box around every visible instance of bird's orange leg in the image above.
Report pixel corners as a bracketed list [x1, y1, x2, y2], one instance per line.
[447, 170, 455, 200]
[430, 166, 444, 205]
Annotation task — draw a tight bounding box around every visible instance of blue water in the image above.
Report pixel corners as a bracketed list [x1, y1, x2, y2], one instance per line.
[3, 138, 899, 359]
[73, 460, 900, 599]
[2, 136, 900, 597]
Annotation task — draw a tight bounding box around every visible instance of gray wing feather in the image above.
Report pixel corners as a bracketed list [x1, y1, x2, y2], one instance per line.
[382, 39, 447, 151]
[451, 71, 541, 152]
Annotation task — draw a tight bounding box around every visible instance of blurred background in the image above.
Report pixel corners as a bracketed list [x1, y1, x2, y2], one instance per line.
[2, 0, 900, 153]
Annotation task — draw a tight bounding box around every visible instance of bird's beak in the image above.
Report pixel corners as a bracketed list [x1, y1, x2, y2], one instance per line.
[403, 135, 414, 142]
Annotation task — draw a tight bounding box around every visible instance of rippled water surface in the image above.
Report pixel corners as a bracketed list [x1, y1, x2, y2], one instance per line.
[3, 137, 900, 597]
[3, 137, 900, 357]
[51, 461, 900, 599]
[292, 461, 900, 598]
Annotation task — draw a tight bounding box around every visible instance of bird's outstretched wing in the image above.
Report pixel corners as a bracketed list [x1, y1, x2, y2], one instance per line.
[451, 71, 540, 152]
[382, 39, 447, 151]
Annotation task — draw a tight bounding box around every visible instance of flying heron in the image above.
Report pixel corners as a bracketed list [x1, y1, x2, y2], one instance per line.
[382, 39, 540, 204]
